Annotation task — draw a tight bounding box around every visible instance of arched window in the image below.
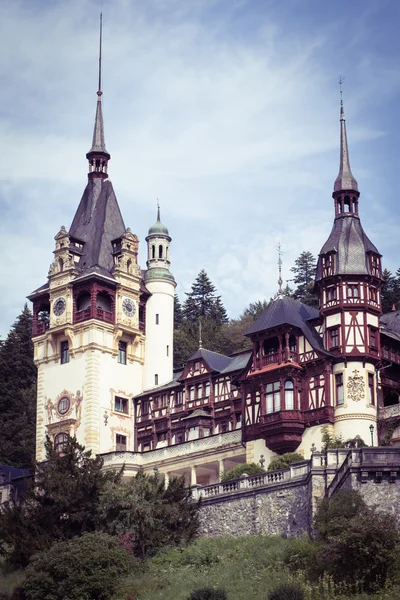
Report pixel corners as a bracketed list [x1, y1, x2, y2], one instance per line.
[77, 291, 91, 312]
[58, 258, 64, 272]
[152, 245, 155, 259]
[284, 380, 294, 410]
[97, 292, 112, 312]
[127, 259, 132, 273]
[54, 432, 68, 453]
[159, 245, 163, 259]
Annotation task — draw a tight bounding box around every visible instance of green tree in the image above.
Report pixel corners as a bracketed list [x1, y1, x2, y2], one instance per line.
[221, 463, 265, 482]
[267, 452, 304, 471]
[315, 491, 399, 592]
[22, 532, 133, 600]
[174, 293, 184, 329]
[183, 270, 228, 324]
[99, 470, 200, 558]
[0, 305, 36, 469]
[290, 251, 318, 307]
[381, 268, 400, 313]
[0, 436, 121, 567]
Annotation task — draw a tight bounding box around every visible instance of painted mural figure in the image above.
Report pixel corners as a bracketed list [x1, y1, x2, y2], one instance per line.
[75, 389, 83, 423]
[45, 397, 55, 424]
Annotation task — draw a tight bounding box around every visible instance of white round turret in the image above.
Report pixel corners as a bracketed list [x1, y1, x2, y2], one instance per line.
[143, 208, 176, 390]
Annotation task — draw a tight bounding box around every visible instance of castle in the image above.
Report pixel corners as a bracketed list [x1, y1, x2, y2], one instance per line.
[28, 55, 400, 487]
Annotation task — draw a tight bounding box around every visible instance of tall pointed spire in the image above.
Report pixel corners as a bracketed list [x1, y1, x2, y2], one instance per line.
[334, 78, 358, 193]
[86, 13, 110, 176]
[277, 243, 283, 297]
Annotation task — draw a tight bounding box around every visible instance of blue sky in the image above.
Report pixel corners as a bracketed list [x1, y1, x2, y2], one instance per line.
[1, 0, 400, 337]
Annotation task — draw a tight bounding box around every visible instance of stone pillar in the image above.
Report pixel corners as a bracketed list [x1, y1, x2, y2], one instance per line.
[164, 471, 170, 488]
[191, 466, 197, 486]
[219, 459, 225, 481]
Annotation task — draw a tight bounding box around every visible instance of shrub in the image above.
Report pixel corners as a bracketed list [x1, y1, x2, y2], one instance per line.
[188, 588, 227, 600]
[314, 489, 367, 542]
[268, 583, 304, 600]
[220, 463, 264, 482]
[317, 509, 400, 592]
[22, 532, 133, 600]
[314, 490, 400, 592]
[267, 453, 304, 472]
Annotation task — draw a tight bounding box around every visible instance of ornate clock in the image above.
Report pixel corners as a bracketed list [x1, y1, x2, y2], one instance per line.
[122, 297, 136, 317]
[53, 297, 66, 316]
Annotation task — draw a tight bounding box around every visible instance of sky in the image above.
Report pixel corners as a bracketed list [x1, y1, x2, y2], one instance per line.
[1, 0, 400, 338]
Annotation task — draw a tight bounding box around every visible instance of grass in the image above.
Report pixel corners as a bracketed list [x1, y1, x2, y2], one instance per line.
[114, 536, 400, 600]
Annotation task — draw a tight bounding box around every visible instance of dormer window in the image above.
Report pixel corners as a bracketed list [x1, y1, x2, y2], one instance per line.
[370, 255, 380, 278]
[322, 254, 334, 277]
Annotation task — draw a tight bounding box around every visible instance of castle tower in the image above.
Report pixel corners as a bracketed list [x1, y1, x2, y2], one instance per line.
[315, 91, 383, 444]
[28, 17, 145, 460]
[143, 206, 176, 389]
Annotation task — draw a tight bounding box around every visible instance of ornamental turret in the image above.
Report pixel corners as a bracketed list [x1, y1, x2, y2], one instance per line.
[315, 88, 383, 445]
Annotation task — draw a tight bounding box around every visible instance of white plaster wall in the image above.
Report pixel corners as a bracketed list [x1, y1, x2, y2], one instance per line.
[298, 425, 325, 457]
[332, 361, 377, 445]
[246, 439, 276, 467]
[37, 335, 144, 458]
[143, 279, 174, 390]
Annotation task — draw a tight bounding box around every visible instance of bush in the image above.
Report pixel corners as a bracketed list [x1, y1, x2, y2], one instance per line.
[314, 490, 400, 592]
[268, 583, 304, 600]
[314, 489, 367, 542]
[22, 532, 133, 600]
[267, 453, 304, 472]
[188, 589, 227, 600]
[220, 463, 264, 482]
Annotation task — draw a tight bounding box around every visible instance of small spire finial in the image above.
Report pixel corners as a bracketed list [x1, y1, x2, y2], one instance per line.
[339, 75, 345, 120]
[157, 199, 160, 221]
[277, 243, 283, 296]
[333, 76, 358, 193]
[98, 13, 103, 97]
[199, 320, 202, 349]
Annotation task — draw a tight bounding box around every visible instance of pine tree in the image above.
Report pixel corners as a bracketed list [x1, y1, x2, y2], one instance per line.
[174, 293, 184, 329]
[290, 251, 318, 307]
[183, 270, 228, 324]
[381, 268, 400, 313]
[0, 305, 37, 469]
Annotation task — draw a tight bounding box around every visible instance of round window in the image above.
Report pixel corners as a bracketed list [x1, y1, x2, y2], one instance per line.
[58, 396, 70, 415]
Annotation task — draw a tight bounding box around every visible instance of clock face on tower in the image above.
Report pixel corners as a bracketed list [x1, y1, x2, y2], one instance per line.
[53, 297, 66, 316]
[122, 297, 136, 317]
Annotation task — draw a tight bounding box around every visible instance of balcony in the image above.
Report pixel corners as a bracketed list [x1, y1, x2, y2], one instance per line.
[74, 307, 114, 324]
[255, 350, 299, 370]
[379, 404, 400, 420]
[304, 406, 334, 427]
[32, 321, 49, 337]
[259, 410, 304, 453]
[381, 346, 400, 366]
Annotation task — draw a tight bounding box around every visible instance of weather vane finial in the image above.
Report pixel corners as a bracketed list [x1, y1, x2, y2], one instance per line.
[98, 13, 103, 97]
[199, 320, 202, 349]
[339, 75, 345, 105]
[277, 243, 283, 296]
[156, 198, 160, 221]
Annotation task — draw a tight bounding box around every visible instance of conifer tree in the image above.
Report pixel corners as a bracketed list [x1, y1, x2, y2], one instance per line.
[183, 269, 228, 324]
[381, 268, 400, 313]
[290, 251, 318, 307]
[0, 305, 36, 469]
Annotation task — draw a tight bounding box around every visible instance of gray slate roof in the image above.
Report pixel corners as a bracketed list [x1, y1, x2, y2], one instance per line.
[187, 348, 232, 372]
[316, 216, 380, 281]
[244, 296, 327, 355]
[221, 351, 252, 374]
[380, 310, 400, 342]
[69, 178, 126, 277]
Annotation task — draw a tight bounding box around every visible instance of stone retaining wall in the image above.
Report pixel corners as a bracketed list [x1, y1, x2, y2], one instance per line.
[196, 448, 400, 538]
